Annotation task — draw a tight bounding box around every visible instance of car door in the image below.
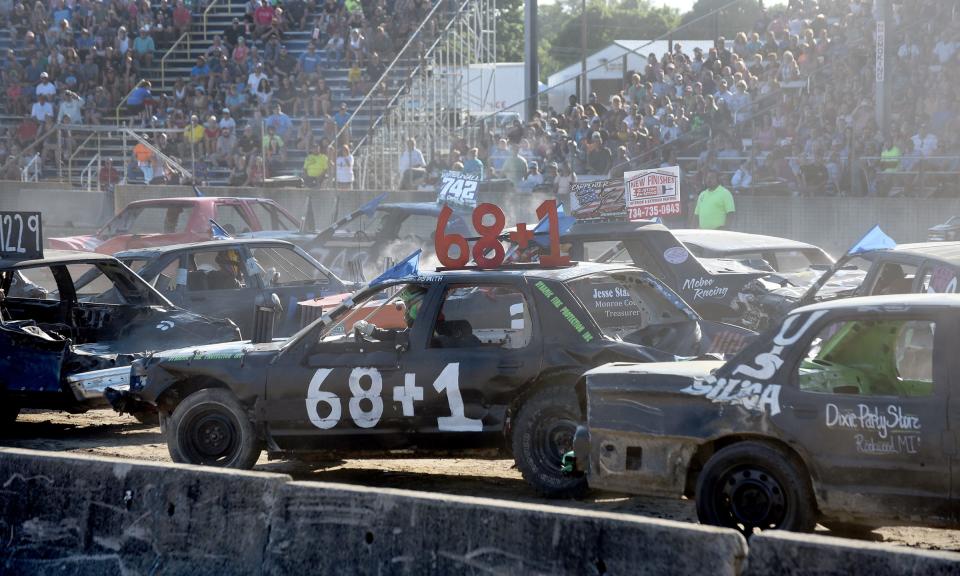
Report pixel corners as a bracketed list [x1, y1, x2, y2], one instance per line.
[777, 310, 952, 523]
[261, 282, 440, 450]
[179, 245, 263, 336]
[916, 260, 960, 294]
[247, 244, 342, 336]
[406, 281, 542, 444]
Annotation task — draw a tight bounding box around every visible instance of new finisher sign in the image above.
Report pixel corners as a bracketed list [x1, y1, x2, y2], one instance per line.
[624, 166, 681, 221]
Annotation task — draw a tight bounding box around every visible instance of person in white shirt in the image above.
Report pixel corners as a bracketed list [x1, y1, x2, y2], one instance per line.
[36, 73, 56, 98]
[57, 90, 85, 124]
[933, 32, 957, 64]
[31, 94, 54, 122]
[911, 126, 938, 158]
[398, 137, 426, 189]
[246, 62, 268, 95]
[335, 144, 354, 189]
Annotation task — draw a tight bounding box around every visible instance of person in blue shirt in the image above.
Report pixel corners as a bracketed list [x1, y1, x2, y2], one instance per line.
[297, 41, 321, 75]
[126, 80, 154, 122]
[265, 103, 292, 138]
[462, 147, 484, 180]
[190, 55, 210, 88]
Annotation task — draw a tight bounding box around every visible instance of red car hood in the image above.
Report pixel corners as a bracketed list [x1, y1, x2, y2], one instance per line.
[48, 235, 106, 252]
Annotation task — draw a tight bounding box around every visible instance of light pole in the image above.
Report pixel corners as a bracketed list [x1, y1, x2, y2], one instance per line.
[580, 0, 588, 102]
[524, 0, 539, 120]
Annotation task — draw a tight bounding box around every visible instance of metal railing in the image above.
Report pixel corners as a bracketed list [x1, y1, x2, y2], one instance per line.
[67, 130, 98, 182]
[202, 0, 221, 41]
[114, 83, 140, 124]
[123, 129, 193, 182]
[162, 32, 190, 88]
[80, 153, 101, 191]
[336, 0, 465, 148]
[20, 153, 40, 182]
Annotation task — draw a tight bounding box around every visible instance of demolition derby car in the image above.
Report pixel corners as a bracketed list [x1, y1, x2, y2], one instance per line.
[112, 239, 355, 337]
[48, 197, 305, 254]
[0, 251, 240, 424]
[569, 294, 960, 535]
[108, 262, 752, 496]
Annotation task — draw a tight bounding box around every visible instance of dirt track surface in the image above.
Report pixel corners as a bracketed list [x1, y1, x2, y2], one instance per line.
[3, 409, 959, 553]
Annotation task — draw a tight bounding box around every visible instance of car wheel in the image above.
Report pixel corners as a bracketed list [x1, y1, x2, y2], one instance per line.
[512, 384, 588, 499]
[166, 388, 261, 469]
[696, 441, 817, 536]
[1, 403, 19, 427]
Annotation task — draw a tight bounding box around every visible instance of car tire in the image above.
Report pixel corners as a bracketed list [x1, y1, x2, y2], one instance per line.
[696, 441, 817, 536]
[166, 388, 261, 469]
[512, 384, 588, 499]
[1, 403, 18, 427]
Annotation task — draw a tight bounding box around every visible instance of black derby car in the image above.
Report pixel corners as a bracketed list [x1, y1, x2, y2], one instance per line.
[109, 262, 752, 495]
[0, 251, 240, 424]
[570, 293, 960, 535]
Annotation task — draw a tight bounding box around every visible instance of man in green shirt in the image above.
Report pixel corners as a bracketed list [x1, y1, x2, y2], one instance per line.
[303, 142, 329, 186]
[502, 145, 528, 189]
[694, 171, 735, 229]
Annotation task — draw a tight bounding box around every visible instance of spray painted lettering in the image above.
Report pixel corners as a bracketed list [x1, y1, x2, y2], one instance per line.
[826, 403, 922, 455]
[681, 277, 729, 300]
[733, 310, 828, 381]
[680, 375, 782, 415]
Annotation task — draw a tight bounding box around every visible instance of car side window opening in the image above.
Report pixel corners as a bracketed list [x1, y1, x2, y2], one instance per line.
[249, 247, 330, 287]
[318, 284, 421, 342]
[870, 262, 917, 295]
[565, 272, 691, 342]
[186, 249, 249, 291]
[250, 202, 298, 231]
[147, 259, 182, 293]
[68, 264, 122, 303]
[215, 204, 254, 235]
[430, 285, 532, 349]
[917, 264, 958, 294]
[103, 206, 190, 236]
[798, 319, 935, 397]
[2, 267, 59, 299]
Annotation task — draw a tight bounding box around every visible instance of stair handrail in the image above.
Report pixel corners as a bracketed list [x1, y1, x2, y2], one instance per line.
[123, 128, 193, 181]
[114, 82, 141, 125]
[162, 32, 190, 88]
[202, 0, 221, 41]
[334, 0, 466, 147]
[20, 153, 40, 182]
[351, 0, 474, 153]
[67, 130, 97, 183]
[80, 153, 101, 191]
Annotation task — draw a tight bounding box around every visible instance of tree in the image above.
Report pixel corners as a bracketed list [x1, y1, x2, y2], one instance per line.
[540, 0, 679, 77]
[496, 0, 525, 63]
[677, 0, 765, 40]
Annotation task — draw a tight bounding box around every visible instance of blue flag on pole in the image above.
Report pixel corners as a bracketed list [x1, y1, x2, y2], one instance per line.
[359, 192, 388, 217]
[209, 218, 233, 240]
[848, 225, 896, 255]
[370, 249, 420, 285]
[193, 185, 204, 197]
[532, 203, 576, 246]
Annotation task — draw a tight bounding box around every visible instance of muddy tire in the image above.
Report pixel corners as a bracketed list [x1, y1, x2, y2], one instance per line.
[166, 389, 261, 469]
[696, 441, 817, 536]
[512, 384, 587, 499]
[1, 404, 18, 427]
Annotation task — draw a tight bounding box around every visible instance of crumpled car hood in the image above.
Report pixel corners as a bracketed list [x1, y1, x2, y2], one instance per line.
[47, 235, 104, 252]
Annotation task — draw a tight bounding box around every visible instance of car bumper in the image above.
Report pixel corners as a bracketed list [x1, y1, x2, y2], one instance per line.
[65, 366, 130, 402]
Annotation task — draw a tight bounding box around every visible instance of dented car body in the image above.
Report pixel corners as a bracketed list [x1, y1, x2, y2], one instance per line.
[108, 262, 752, 493]
[0, 251, 240, 420]
[574, 294, 960, 533]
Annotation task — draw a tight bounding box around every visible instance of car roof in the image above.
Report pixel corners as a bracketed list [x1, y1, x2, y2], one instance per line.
[792, 292, 960, 314]
[0, 250, 118, 269]
[114, 238, 298, 259]
[883, 241, 960, 264]
[125, 197, 276, 206]
[562, 220, 664, 240]
[393, 261, 639, 285]
[672, 229, 819, 252]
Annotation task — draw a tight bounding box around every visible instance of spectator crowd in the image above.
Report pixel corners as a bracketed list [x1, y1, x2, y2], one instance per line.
[398, 0, 959, 201]
[0, 0, 443, 186]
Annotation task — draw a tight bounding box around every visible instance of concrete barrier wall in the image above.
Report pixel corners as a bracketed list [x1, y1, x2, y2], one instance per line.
[2, 448, 957, 575]
[0, 447, 747, 576]
[2, 179, 960, 254]
[743, 531, 960, 576]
